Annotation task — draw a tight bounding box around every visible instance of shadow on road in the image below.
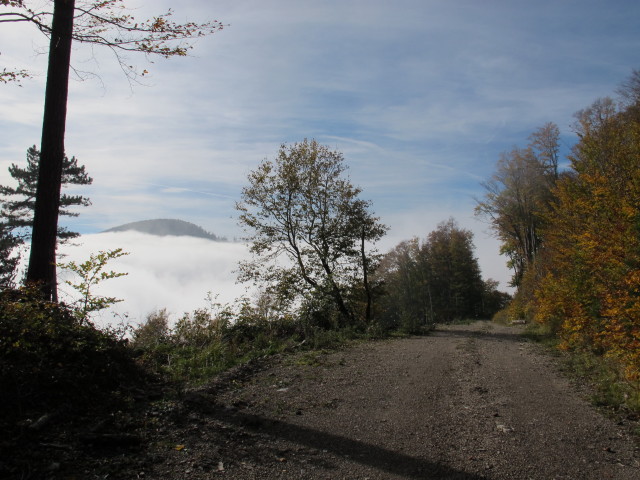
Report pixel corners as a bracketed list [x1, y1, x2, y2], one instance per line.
[209, 407, 487, 480]
[433, 323, 526, 344]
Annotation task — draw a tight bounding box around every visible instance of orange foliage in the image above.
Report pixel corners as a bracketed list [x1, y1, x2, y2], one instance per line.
[534, 95, 640, 382]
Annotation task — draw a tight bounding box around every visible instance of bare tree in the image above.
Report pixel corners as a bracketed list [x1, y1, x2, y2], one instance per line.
[475, 144, 554, 286]
[529, 122, 560, 179]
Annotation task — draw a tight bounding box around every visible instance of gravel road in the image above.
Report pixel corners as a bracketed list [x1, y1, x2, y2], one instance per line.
[145, 321, 640, 479]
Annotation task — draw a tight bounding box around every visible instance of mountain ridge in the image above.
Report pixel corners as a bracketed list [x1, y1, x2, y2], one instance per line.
[103, 218, 226, 241]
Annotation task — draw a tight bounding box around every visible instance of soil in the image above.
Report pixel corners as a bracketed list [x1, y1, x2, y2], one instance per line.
[8, 321, 640, 479]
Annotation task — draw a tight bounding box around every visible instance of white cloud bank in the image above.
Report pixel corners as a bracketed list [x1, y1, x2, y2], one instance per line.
[57, 233, 252, 327]
[56, 213, 512, 329]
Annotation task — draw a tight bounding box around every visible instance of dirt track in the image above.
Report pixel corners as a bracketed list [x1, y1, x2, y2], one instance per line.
[142, 321, 639, 479]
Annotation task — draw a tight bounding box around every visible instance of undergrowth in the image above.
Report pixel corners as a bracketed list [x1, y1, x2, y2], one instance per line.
[132, 308, 397, 386]
[0, 286, 153, 480]
[0, 287, 145, 425]
[522, 321, 640, 420]
[1, 285, 432, 411]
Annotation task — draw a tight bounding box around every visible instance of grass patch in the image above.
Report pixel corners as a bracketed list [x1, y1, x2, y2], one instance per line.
[521, 322, 640, 421]
[564, 352, 640, 416]
[133, 309, 407, 387]
[294, 351, 326, 367]
[521, 322, 562, 348]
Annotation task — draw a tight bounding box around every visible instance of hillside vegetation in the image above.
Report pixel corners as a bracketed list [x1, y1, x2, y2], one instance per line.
[478, 70, 640, 411]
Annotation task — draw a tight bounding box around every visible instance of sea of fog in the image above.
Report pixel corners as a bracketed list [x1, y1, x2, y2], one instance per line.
[53, 225, 511, 330]
[57, 232, 253, 328]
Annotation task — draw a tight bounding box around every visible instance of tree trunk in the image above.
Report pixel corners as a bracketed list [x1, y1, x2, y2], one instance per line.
[318, 257, 353, 326]
[361, 227, 372, 324]
[26, 0, 76, 301]
[330, 282, 353, 326]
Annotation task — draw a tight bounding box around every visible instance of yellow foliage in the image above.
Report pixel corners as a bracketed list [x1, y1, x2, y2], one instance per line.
[532, 94, 640, 383]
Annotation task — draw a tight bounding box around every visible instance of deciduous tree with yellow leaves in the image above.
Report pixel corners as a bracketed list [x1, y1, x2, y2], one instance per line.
[535, 71, 640, 381]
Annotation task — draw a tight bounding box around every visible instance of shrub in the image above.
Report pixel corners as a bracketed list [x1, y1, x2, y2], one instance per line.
[0, 288, 142, 423]
[132, 308, 171, 348]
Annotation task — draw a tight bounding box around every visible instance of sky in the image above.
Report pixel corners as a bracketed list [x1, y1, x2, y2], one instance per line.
[1, 0, 639, 323]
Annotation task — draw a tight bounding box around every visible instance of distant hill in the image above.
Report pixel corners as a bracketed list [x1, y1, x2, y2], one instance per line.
[103, 219, 226, 241]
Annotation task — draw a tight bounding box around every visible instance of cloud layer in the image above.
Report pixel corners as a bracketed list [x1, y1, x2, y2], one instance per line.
[57, 214, 509, 329]
[57, 233, 252, 327]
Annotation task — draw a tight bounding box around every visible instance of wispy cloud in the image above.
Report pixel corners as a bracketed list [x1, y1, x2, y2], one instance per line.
[3, 0, 640, 309]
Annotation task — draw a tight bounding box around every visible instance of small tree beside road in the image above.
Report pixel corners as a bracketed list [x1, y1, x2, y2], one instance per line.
[237, 139, 387, 327]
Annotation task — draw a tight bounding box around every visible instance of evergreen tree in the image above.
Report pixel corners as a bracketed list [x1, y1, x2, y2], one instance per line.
[0, 145, 92, 242]
[0, 145, 92, 293]
[0, 223, 20, 288]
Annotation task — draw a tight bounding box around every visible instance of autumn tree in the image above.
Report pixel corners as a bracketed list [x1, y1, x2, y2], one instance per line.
[535, 77, 640, 380]
[475, 124, 559, 286]
[0, 1, 29, 83]
[0, 0, 224, 300]
[237, 139, 387, 327]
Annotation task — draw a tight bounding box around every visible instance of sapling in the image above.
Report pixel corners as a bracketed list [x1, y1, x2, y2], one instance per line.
[57, 248, 128, 322]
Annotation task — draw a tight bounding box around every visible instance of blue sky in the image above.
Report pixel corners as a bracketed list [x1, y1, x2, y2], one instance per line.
[1, 0, 639, 319]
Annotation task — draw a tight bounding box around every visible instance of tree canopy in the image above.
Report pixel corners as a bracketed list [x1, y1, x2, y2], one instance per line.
[485, 70, 640, 385]
[534, 78, 640, 380]
[376, 218, 506, 331]
[237, 139, 387, 326]
[475, 123, 559, 286]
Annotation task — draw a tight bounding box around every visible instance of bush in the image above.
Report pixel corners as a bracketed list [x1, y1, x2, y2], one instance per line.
[132, 308, 171, 348]
[131, 289, 434, 387]
[0, 288, 142, 422]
